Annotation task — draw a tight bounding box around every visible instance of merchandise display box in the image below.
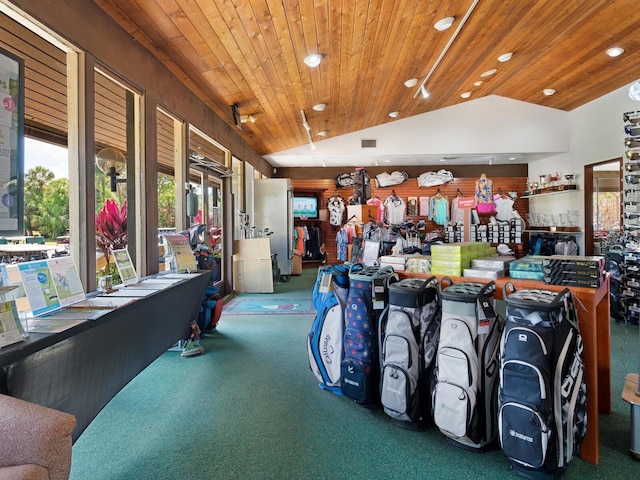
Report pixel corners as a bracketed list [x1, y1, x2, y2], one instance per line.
[292, 249, 302, 275]
[463, 268, 505, 280]
[233, 258, 273, 293]
[509, 256, 545, 281]
[405, 256, 432, 274]
[472, 256, 516, 270]
[233, 238, 272, 260]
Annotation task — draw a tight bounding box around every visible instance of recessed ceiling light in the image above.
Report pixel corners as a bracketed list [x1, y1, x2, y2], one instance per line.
[440, 158, 447, 162]
[404, 78, 418, 88]
[460, 91, 471, 99]
[434, 16, 455, 31]
[509, 156, 517, 161]
[543, 88, 556, 96]
[420, 86, 429, 99]
[317, 131, 327, 137]
[388, 111, 399, 118]
[480, 69, 497, 77]
[474, 81, 483, 87]
[497, 52, 513, 62]
[312, 103, 326, 111]
[606, 47, 624, 58]
[303, 53, 323, 67]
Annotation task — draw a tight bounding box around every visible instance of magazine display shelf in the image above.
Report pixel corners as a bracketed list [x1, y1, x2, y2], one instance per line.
[0, 271, 210, 442]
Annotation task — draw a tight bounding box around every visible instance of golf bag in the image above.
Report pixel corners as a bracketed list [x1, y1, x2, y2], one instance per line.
[432, 279, 503, 450]
[378, 277, 441, 430]
[341, 265, 398, 407]
[307, 263, 359, 394]
[499, 285, 587, 480]
[197, 285, 223, 335]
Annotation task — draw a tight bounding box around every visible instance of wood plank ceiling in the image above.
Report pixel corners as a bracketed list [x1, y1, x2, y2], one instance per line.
[88, 0, 640, 163]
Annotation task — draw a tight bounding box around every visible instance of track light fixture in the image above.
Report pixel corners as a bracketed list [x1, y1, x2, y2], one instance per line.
[300, 110, 315, 149]
[230, 103, 242, 130]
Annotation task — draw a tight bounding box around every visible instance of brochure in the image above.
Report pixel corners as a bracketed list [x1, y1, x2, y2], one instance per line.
[17, 260, 61, 316]
[0, 300, 25, 348]
[163, 234, 197, 273]
[26, 317, 86, 334]
[101, 288, 158, 297]
[112, 248, 139, 286]
[69, 296, 138, 309]
[47, 256, 85, 306]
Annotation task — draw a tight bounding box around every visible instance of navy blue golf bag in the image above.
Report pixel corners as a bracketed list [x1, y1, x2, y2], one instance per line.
[341, 264, 398, 407]
[499, 285, 587, 479]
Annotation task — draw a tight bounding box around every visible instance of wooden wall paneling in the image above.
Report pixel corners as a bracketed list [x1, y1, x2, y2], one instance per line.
[294, 174, 529, 267]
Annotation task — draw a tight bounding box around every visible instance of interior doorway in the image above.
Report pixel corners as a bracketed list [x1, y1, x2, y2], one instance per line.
[584, 158, 622, 256]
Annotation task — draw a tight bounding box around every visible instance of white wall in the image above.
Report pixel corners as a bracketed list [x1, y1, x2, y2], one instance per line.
[266, 95, 570, 167]
[527, 81, 640, 253]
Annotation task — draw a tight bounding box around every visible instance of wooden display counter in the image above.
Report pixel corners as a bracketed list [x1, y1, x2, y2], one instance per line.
[399, 272, 610, 465]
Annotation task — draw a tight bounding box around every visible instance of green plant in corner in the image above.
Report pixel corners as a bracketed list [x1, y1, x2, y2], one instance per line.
[95, 199, 128, 283]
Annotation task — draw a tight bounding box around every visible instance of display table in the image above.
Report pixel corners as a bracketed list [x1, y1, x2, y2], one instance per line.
[0, 271, 210, 442]
[399, 272, 610, 465]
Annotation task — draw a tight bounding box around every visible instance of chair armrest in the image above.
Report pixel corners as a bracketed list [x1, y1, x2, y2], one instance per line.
[0, 394, 76, 480]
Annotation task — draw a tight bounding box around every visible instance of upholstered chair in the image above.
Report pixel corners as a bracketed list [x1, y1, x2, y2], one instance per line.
[0, 394, 76, 480]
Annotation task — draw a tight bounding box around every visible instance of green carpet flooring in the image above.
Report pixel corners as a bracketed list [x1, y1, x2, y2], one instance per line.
[70, 269, 640, 479]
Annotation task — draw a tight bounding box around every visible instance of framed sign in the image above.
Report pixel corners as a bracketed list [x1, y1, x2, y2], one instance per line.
[0, 46, 23, 235]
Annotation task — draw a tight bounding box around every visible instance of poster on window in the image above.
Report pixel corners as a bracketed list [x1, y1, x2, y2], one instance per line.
[0, 46, 23, 234]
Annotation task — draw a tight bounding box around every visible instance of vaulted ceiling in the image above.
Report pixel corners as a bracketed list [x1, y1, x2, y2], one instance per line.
[92, 0, 640, 167]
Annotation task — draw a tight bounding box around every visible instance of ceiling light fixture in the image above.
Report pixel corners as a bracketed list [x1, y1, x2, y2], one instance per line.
[303, 53, 323, 67]
[460, 91, 471, 99]
[474, 80, 483, 87]
[413, 0, 480, 100]
[497, 52, 513, 62]
[312, 103, 326, 111]
[629, 81, 640, 101]
[543, 88, 556, 96]
[404, 78, 418, 88]
[388, 111, 399, 118]
[606, 47, 624, 58]
[240, 114, 257, 124]
[420, 86, 429, 99]
[480, 68, 497, 77]
[434, 16, 455, 31]
[317, 131, 327, 137]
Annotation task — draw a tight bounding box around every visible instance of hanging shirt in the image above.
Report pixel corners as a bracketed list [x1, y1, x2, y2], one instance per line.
[494, 196, 515, 221]
[384, 195, 406, 225]
[419, 196, 430, 217]
[433, 197, 450, 225]
[335, 228, 349, 261]
[327, 196, 346, 226]
[366, 197, 384, 222]
[451, 197, 465, 225]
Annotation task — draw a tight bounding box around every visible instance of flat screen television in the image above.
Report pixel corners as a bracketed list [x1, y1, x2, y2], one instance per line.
[293, 196, 318, 219]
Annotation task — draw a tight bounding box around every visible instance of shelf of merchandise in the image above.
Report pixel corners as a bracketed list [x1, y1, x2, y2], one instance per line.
[525, 229, 582, 234]
[622, 110, 640, 325]
[521, 187, 579, 199]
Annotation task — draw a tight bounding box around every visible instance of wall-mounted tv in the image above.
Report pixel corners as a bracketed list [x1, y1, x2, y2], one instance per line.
[293, 196, 318, 219]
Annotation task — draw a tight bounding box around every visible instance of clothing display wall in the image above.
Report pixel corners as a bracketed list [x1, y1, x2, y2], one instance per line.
[292, 175, 529, 266]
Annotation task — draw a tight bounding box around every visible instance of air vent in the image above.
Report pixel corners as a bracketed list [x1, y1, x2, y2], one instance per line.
[361, 139, 377, 148]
